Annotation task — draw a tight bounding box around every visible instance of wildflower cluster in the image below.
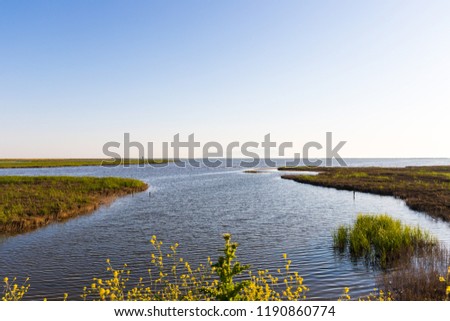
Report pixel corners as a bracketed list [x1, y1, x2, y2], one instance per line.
[338, 287, 351, 301]
[1, 277, 30, 301]
[82, 234, 309, 301]
[242, 253, 308, 301]
[3, 233, 449, 301]
[338, 287, 393, 301]
[439, 266, 450, 300]
[359, 289, 393, 301]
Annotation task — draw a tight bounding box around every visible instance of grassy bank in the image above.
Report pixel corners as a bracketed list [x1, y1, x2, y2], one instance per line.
[0, 159, 169, 168]
[0, 176, 148, 234]
[279, 166, 450, 221]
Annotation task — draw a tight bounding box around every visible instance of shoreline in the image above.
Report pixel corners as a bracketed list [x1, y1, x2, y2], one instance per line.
[279, 165, 450, 222]
[0, 159, 169, 169]
[0, 176, 148, 235]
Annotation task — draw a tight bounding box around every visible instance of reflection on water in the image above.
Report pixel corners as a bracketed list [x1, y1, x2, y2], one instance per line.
[0, 159, 449, 300]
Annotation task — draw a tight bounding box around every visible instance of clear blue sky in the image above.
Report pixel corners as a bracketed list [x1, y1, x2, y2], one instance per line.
[1, 0, 449, 158]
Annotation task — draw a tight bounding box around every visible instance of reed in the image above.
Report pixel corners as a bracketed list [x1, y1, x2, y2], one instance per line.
[333, 214, 437, 268]
[378, 244, 450, 300]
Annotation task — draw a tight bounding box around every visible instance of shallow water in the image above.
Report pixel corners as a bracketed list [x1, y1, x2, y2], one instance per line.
[0, 158, 449, 300]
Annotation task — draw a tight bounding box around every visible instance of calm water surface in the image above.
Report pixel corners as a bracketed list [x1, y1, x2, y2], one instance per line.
[1, 159, 449, 300]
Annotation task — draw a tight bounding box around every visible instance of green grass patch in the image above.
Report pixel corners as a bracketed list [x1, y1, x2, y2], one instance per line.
[0, 176, 148, 234]
[333, 214, 437, 268]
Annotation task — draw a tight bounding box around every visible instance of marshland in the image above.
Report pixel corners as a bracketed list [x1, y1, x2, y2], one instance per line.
[1, 159, 450, 300]
[279, 165, 450, 221]
[0, 176, 148, 234]
[0, 159, 168, 169]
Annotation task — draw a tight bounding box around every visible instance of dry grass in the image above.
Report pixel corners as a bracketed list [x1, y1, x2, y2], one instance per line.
[378, 245, 450, 300]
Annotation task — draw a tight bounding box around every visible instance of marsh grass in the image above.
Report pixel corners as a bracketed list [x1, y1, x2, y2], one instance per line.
[280, 166, 450, 221]
[334, 214, 450, 300]
[0, 176, 148, 234]
[378, 245, 450, 300]
[243, 170, 271, 174]
[0, 158, 169, 168]
[333, 214, 437, 268]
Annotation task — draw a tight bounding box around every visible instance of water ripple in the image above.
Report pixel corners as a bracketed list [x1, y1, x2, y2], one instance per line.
[1, 159, 450, 300]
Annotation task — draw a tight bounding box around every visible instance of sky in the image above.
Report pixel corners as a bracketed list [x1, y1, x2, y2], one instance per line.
[0, 0, 449, 158]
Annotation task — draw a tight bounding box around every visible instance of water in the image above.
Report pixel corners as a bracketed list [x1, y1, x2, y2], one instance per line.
[0, 158, 449, 300]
